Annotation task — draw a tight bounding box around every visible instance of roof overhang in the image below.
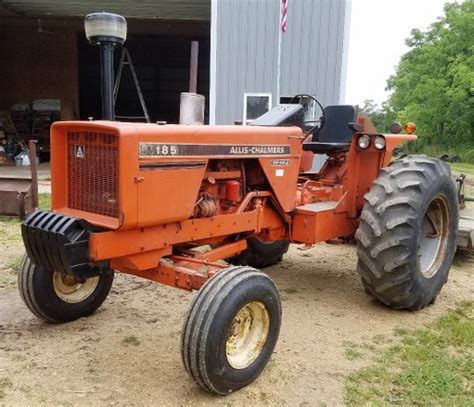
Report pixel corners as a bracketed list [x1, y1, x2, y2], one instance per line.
[1, 0, 210, 21]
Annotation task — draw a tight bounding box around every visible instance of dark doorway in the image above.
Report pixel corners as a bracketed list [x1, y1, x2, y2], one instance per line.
[78, 34, 210, 123]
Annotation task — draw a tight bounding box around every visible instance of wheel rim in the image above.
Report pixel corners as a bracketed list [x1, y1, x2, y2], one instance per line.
[419, 195, 450, 278]
[53, 272, 100, 303]
[226, 301, 270, 369]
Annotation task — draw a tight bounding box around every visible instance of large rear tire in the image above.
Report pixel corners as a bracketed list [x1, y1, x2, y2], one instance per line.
[228, 237, 289, 268]
[355, 156, 458, 310]
[181, 266, 281, 395]
[18, 254, 114, 322]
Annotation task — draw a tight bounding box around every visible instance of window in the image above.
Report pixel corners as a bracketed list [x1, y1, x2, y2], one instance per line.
[243, 93, 272, 125]
[280, 95, 322, 124]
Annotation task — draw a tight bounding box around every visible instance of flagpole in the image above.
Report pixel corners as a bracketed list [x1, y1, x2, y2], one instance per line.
[276, 0, 283, 107]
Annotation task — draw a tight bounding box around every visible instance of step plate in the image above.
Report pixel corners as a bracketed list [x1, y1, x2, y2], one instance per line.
[296, 201, 338, 214]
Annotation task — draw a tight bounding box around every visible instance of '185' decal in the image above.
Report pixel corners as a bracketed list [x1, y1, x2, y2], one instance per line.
[140, 144, 178, 156]
[139, 143, 291, 157]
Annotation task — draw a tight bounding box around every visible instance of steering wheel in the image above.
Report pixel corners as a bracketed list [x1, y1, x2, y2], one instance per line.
[288, 93, 325, 135]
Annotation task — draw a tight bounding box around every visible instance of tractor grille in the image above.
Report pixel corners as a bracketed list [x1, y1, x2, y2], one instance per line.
[67, 131, 119, 218]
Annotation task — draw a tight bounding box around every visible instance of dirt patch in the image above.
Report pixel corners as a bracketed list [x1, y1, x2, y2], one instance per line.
[0, 237, 473, 406]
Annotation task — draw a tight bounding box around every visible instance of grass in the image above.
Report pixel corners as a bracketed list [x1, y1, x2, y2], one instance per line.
[0, 194, 50, 273]
[0, 218, 22, 245]
[283, 287, 298, 294]
[393, 328, 409, 337]
[399, 144, 474, 175]
[344, 345, 365, 361]
[416, 144, 474, 165]
[0, 378, 12, 400]
[0, 194, 51, 252]
[451, 162, 474, 177]
[0, 216, 20, 225]
[38, 193, 51, 211]
[7, 255, 22, 272]
[122, 335, 140, 346]
[345, 301, 474, 406]
[0, 273, 16, 289]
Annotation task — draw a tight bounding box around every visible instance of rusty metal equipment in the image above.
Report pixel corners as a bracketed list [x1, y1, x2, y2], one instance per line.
[0, 140, 38, 218]
[31, 99, 61, 157]
[0, 178, 34, 218]
[18, 96, 460, 395]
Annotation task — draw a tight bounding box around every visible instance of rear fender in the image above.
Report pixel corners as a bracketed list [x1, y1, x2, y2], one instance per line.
[382, 133, 417, 166]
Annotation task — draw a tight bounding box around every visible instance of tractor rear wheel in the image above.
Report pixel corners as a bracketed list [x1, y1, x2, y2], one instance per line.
[181, 266, 281, 395]
[355, 156, 458, 310]
[228, 237, 289, 268]
[18, 254, 114, 322]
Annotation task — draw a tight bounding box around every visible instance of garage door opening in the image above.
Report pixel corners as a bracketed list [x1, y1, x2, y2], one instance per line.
[78, 34, 210, 124]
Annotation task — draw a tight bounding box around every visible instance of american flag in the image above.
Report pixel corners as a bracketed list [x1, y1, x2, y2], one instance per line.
[281, 0, 288, 32]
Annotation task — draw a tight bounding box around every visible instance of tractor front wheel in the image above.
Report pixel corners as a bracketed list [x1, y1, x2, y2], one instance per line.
[18, 254, 114, 322]
[355, 156, 458, 310]
[181, 266, 281, 395]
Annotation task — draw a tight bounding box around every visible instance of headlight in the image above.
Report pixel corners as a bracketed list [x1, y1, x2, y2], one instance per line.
[357, 134, 371, 149]
[374, 135, 386, 150]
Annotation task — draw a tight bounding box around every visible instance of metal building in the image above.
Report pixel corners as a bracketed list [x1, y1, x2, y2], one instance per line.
[0, 0, 350, 126]
[211, 0, 351, 124]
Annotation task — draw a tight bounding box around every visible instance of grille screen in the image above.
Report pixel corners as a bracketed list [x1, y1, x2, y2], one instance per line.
[67, 131, 119, 218]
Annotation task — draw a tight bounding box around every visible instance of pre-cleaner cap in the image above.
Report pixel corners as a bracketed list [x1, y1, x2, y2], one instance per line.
[85, 12, 127, 44]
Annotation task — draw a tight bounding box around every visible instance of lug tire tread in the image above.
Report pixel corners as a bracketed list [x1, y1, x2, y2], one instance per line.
[228, 238, 289, 269]
[355, 155, 458, 310]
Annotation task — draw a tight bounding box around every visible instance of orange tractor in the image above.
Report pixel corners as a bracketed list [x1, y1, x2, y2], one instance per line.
[19, 98, 458, 394]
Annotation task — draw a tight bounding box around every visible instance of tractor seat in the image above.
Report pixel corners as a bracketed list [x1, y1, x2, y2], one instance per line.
[303, 105, 361, 154]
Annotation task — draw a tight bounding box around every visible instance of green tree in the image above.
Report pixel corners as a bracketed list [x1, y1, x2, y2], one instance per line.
[359, 99, 396, 133]
[386, 1, 474, 157]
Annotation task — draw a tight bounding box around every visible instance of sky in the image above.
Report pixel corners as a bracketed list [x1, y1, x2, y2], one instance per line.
[344, 0, 451, 107]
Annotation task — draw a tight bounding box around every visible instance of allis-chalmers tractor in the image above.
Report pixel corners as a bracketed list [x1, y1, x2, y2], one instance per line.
[19, 97, 458, 395]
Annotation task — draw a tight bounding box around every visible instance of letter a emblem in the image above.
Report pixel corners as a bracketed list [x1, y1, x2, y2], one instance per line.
[75, 145, 85, 159]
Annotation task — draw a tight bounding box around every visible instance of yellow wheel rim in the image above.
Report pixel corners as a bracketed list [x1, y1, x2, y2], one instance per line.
[53, 272, 99, 303]
[226, 301, 270, 369]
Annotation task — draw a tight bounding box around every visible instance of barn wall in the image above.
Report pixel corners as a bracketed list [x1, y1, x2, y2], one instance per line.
[279, 0, 348, 103]
[0, 25, 79, 118]
[0, 18, 210, 121]
[211, 0, 280, 125]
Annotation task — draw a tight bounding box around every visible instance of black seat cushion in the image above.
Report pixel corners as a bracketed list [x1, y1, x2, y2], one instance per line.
[302, 141, 351, 154]
[303, 105, 359, 154]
